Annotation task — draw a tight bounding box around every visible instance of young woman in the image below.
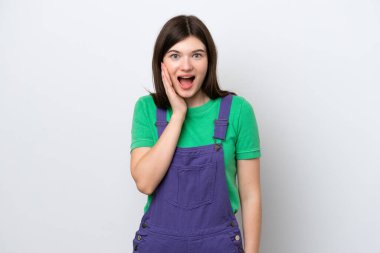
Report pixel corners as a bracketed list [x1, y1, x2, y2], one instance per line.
[130, 15, 262, 253]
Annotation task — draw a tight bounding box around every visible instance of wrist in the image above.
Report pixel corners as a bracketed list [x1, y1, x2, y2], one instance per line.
[171, 112, 186, 122]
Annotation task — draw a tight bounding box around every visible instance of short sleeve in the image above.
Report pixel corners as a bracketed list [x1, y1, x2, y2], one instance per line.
[130, 97, 154, 153]
[235, 98, 261, 159]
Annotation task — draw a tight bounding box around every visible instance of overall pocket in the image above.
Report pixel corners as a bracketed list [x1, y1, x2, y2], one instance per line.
[164, 161, 217, 210]
[178, 161, 217, 209]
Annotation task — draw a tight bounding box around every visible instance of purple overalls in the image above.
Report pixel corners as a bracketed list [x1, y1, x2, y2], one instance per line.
[132, 94, 245, 253]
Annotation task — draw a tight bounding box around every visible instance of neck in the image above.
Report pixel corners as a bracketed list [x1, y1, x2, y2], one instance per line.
[185, 92, 210, 108]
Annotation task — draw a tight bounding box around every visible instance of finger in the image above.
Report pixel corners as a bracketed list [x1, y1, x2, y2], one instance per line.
[161, 63, 168, 86]
[161, 65, 173, 95]
[161, 64, 174, 95]
[161, 62, 173, 86]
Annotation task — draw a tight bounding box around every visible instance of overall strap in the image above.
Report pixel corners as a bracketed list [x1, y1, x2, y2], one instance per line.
[155, 107, 168, 138]
[213, 94, 233, 146]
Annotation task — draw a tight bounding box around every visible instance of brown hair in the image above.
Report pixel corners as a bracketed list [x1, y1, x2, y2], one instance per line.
[147, 15, 236, 109]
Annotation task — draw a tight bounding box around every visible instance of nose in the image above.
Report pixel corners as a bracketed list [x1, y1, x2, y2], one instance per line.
[180, 56, 193, 71]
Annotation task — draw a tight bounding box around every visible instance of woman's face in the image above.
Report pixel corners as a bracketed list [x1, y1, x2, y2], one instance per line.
[162, 36, 208, 100]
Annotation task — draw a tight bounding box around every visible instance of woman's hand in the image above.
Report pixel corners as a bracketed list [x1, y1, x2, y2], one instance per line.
[161, 62, 187, 117]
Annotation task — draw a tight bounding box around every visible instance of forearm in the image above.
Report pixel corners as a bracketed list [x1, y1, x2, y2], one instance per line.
[134, 113, 185, 194]
[241, 195, 262, 253]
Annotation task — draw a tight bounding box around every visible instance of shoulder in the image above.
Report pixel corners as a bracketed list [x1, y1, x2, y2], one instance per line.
[231, 95, 249, 104]
[135, 94, 155, 105]
[231, 95, 255, 113]
[133, 94, 157, 111]
[132, 95, 159, 125]
[230, 95, 258, 131]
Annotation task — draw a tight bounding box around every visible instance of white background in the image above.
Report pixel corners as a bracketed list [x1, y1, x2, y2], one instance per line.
[1, 0, 379, 252]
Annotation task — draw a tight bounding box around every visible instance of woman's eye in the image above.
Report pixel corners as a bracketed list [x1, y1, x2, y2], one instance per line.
[193, 53, 202, 58]
[170, 54, 179, 59]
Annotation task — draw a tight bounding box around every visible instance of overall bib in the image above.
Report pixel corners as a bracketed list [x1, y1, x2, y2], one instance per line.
[132, 94, 245, 253]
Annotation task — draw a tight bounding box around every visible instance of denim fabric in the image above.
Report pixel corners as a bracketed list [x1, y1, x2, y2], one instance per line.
[132, 94, 245, 253]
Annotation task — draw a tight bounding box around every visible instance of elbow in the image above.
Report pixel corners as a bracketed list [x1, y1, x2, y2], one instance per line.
[136, 181, 154, 195]
[131, 164, 155, 195]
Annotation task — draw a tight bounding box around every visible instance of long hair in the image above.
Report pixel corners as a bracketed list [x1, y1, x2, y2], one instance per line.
[148, 15, 236, 109]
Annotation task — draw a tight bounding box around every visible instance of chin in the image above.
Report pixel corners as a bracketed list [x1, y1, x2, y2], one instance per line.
[177, 91, 195, 99]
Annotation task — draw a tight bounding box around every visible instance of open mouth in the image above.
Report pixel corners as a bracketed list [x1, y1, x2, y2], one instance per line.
[177, 76, 195, 89]
[177, 76, 195, 82]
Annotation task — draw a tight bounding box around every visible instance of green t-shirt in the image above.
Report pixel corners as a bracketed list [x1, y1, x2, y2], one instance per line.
[130, 94, 261, 214]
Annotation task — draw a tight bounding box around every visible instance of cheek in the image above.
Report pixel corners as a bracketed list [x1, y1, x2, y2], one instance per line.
[163, 58, 177, 71]
[168, 71, 179, 85]
[166, 65, 179, 77]
[199, 61, 208, 75]
[163, 66, 178, 83]
[199, 65, 208, 78]
[170, 75, 178, 85]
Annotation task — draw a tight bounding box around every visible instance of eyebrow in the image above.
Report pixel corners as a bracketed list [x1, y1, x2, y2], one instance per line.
[167, 49, 206, 54]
